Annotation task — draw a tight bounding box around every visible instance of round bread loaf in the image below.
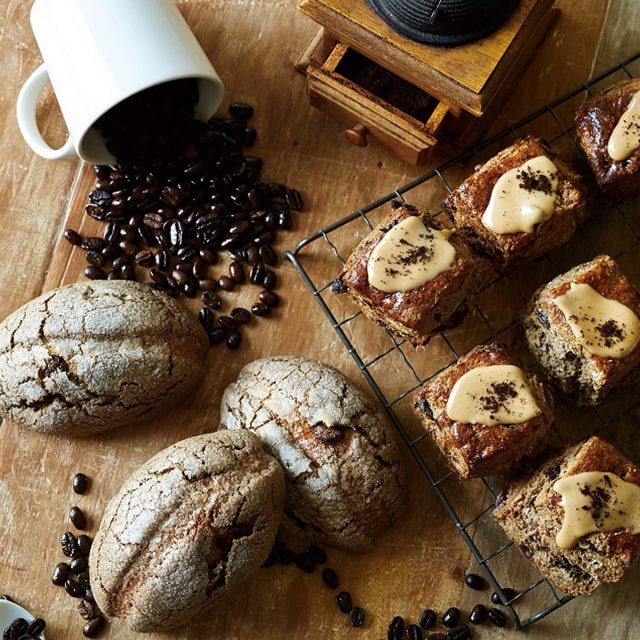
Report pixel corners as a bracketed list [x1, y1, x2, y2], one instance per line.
[89, 429, 285, 632]
[220, 355, 407, 552]
[0, 280, 208, 436]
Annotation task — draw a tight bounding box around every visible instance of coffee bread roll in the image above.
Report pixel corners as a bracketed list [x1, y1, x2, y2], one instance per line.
[90, 430, 285, 632]
[0, 280, 208, 435]
[220, 355, 407, 552]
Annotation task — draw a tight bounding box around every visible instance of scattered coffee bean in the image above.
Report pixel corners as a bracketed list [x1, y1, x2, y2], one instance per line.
[9, 618, 27, 635]
[446, 624, 471, 640]
[304, 545, 327, 564]
[69, 506, 87, 530]
[294, 551, 316, 574]
[442, 607, 461, 628]
[230, 307, 251, 324]
[52, 562, 70, 586]
[464, 573, 485, 590]
[82, 615, 106, 638]
[26, 618, 46, 637]
[405, 623, 423, 640]
[226, 330, 242, 350]
[387, 615, 405, 640]
[487, 607, 507, 627]
[60, 531, 78, 558]
[64, 577, 86, 599]
[468, 604, 487, 625]
[77, 600, 96, 621]
[418, 609, 437, 630]
[259, 289, 279, 308]
[322, 567, 339, 589]
[491, 588, 517, 604]
[349, 606, 365, 627]
[336, 591, 353, 614]
[76, 534, 92, 556]
[72, 473, 89, 494]
[251, 302, 272, 317]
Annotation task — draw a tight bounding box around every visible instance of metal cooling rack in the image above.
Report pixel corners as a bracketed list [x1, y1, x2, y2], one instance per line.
[284, 51, 640, 629]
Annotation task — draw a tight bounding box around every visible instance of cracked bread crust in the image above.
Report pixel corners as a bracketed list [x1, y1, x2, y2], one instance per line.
[89, 430, 285, 632]
[521, 255, 640, 405]
[219, 356, 407, 552]
[574, 78, 640, 200]
[442, 136, 591, 267]
[493, 436, 640, 596]
[412, 342, 555, 479]
[334, 202, 494, 346]
[0, 280, 208, 436]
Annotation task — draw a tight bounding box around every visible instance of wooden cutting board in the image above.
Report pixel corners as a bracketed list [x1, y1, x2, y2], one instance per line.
[1, 1, 639, 639]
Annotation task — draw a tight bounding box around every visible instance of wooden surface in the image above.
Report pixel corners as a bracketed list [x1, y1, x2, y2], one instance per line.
[0, 1, 639, 639]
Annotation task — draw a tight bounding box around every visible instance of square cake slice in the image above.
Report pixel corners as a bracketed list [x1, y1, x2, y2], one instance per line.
[334, 202, 493, 346]
[493, 436, 640, 596]
[522, 254, 640, 405]
[412, 342, 555, 478]
[442, 136, 591, 267]
[574, 78, 640, 200]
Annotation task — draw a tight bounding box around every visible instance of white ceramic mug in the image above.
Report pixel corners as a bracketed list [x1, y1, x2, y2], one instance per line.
[17, 0, 224, 165]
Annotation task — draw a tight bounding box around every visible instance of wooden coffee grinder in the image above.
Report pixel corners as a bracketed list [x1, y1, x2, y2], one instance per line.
[296, 0, 558, 165]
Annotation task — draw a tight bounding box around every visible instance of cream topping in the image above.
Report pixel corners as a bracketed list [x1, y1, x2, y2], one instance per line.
[482, 156, 559, 234]
[445, 364, 542, 426]
[367, 216, 456, 293]
[554, 471, 640, 549]
[607, 89, 640, 161]
[554, 282, 640, 358]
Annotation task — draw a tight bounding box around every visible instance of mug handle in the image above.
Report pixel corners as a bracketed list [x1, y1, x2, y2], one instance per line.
[16, 64, 77, 160]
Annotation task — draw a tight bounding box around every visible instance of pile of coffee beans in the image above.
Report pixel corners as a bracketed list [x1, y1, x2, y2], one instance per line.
[64, 79, 303, 350]
[50, 473, 106, 638]
[0, 596, 45, 640]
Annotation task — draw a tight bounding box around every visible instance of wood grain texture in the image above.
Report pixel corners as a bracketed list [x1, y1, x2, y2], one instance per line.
[0, 1, 639, 639]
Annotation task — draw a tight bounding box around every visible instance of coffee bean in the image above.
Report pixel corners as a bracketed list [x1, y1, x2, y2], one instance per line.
[258, 289, 279, 308]
[198, 307, 215, 333]
[349, 606, 365, 627]
[418, 609, 437, 630]
[69, 506, 87, 530]
[77, 600, 96, 621]
[83, 265, 106, 280]
[446, 624, 471, 640]
[321, 567, 339, 589]
[336, 590, 352, 614]
[76, 534, 92, 556]
[294, 551, 316, 573]
[464, 573, 485, 590]
[491, 588, 517, 604]
[262, 269, 277, 290]
[61, 531, 78, 557]
[52, 562, 70, 585]
[201, 290, 222, 310]
[72, 472, 88, 495]
[65, 577, 86, 598]
[487, 607, 507, 627]
[405, 623, 423, 640]
[226, 330, 242, 350]
[469, 604, 487, 625]
[251, 302, 271, 317]
[26, 618, 46, 636]
[217, 275, 235, 291]
[305, 545, 327, 564]
[230, 307, 251, 324]
[9, 618, 27, 635]
[82, 615, 106, 638]
[388, 615, 405, 640]
[249, 261, 265, 285]
[229, 102, 254, 120]
[64, 229, 82, 246]
[70, 556, 88, 575]
[208, 327, 227, 346]
[442, 607, 460, 628]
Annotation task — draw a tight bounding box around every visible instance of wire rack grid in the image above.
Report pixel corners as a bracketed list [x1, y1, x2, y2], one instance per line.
[284, 51, 640, 629]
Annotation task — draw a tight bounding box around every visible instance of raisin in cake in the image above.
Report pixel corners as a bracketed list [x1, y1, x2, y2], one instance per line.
[413, 342, 555, 478]
[574, 78, 640, 200]
[493, 436, 640, 596]
[334, 202, 493, 346]
[522, 254, 640, 405]
[442, 136, 590, 267]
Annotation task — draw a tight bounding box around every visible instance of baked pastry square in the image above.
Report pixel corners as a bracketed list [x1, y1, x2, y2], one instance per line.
[334, 202, 493, 346]
[522, 254, 640, 405]
[413, 342, 555, 479]
[574, 78, 640, 200]
[442, 136, 591, 267]
[493, 435, 640, 596]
